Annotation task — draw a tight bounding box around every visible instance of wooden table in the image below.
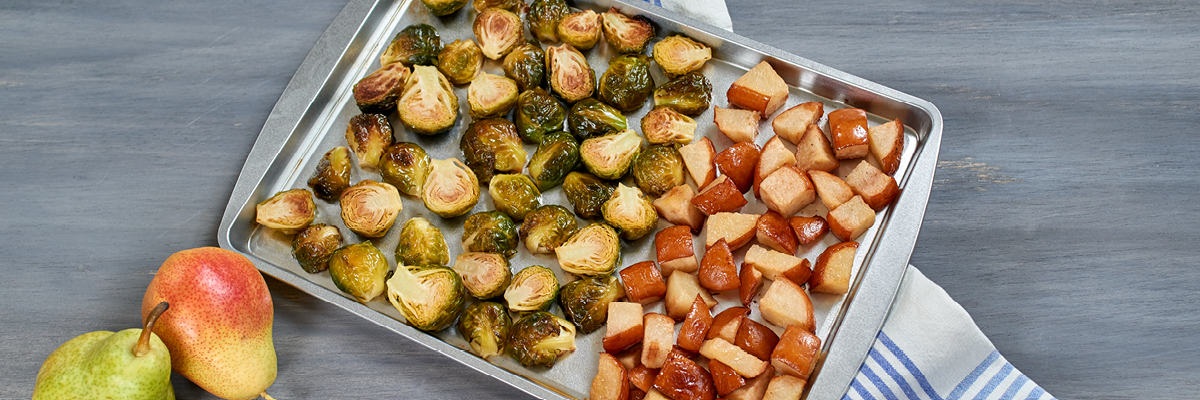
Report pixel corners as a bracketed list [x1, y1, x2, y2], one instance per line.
[3, 0, 1196, 398]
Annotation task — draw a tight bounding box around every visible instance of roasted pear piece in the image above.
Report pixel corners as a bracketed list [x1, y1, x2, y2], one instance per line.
[474, 7, 523, 60]
[458, 301, 512, 359]
[526, 131, 579, 190]
[256, 188, 315, 234]
[630, 144, 686, 197]
[381, 24, 442, 67]
[514, 87, 565, 143]
[519, 204, 579, 254]
[459, 118, 526, 183]
[488, 174, 541, 220]
[328, 241, 390, 303]
[654, 72, 712, 116]
[386, 264, 465, 331]
[291, 223, 342, 273]
[642, 106, 696, 145]
[580, 128, 642, 180]
[452, 252, 512, 299]
[555, 222, 621, 276]
[398, 65, 459, 135]
[462, 210, 520, 259]
[308, 146, 352, 200]
[562, 171, 616, 219]
[599, 54, 654, 112]
[345, 113, 394, 170]
[379, 142, 431, 197]
[437, 39, 483, 85]
[559, 274, 626, 333]
[468, 72, 520, 119]
[546, 43, 595, 103]
[601, 8, 654, 54]
[653, 35, 712, 78]
[339, 180, 403, 237]
[422, 158, 480, 218]
[527, 0, 569, 42]
[394, 217, 450, 267]
[508, 311, 576, 367]
[420, 0, 468, 16]
[505, 265, 560, 313]
[503, 42, 546, 93]
[602, 183, 658, 240]
[568, 98, 628, 140]
[558, 10, 602, 50]
[353, 63, 409, 113]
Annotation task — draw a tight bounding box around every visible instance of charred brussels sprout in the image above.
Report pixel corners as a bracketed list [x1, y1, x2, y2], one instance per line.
[514, 88, 564, 143]
[460, 118, 527, 183]
[598, 54, 654, 112]
[557, 10, 601, 50]
[502, 42, 545, 92]
[527, 0, 569, 42]
[292, 224, 342, 273]
[345, 113, 394, 170]
[395, 217, 450, 267]
[474, 7, 523, 60]
[489, 174, 541, 220]
[562, 171, 615, 219]
[601, 8, 654, 54]
[340, 180, 403, 237]
[641, 106, 697, 145]
[601, 183, 658, 240]
[508, 311, 576, 367]
[630, 144, 686, 197]
[256, 188, 316, 235]
[328, 241, 390, 303]
[468, 72, 519, 119]
[653, 35, 712, 78]
[462, 211, 520, 258]
[386, 264, 465, 331]
[452, 252, 512, 299]
[423, 158, 480, 218]
[505, 265, 559, 312]
[379, 142, 431, 197]
[308, 146, 352, 200]
[526, 131, 579, 190]
[381, 24, 442, 67]
[398, 65, 459, 135]
[653, 71, 712, 116]
[559, 274, 626, 333]
[353, 63, 409, 113]
[458, 302, 511, 359]
[580, 128, 642, 180]
[473, 0, 522, 13]
[520, 204, 578, 254]
[420, 0, 468, 16]
[437, 39, 483, 85]
[546, 43, 594, 103]
[568, 98, 627, 140]
[555, 222, 621, 276]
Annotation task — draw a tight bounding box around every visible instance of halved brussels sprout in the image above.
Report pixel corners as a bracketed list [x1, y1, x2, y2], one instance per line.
[653, 71, 712, 116]
[519, 204, 578, 254]
[308, 146, 352, 200]
[508, 311, 576, 368]
[340, 180, 403, 237]
[459, 118, 527, 183]
[526, 131, 579, 190]
[473, 0, 522, 13]
[641, 106, 696, 145]
[379, 142, 431, 197]
[437, 39, 483, 85]
[256, 188, 316, 234]
[630, 144, 686, 197]
[395, 217, 450, 267]
[398, 65, 459, 135]
[468, 72, 520, 119]
[420, 0, 468, 16]
[546, 43, 594, 103]
[489, 174, 541, 221]
[328, 241, 390, 303]
[458, 302, 511, 359]
[559, 274, 625, 333]
[504, 265, 559, 312]
[353, 63, 410, 113]
[555, 222, 621, 276]
[474, 7, 523, 60]
[292, 224, 342, 274]
[386, 264, 465, 331]
[598, 54, 654, 112]
[502, 42, 545, 93]
[652, 35, 712, 78]
[557, 10, 601, 50]
[562, 171, 615, 219]
[601, 183, 658, 240]
[423, 158, 480, 218]
[579, 128, 642, 180]
[601, 8, 654, 54]
[345, 113, 394, 170]
[567, 98, 627, 140]
[513, 90, 562, 144]
[381, 24, 442, 67]
[452, 252, 512, 299]
[527, 0, 568, 42]
[462, 211, 520, 259]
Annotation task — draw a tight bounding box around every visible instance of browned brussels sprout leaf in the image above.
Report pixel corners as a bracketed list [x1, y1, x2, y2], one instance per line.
[653, 71, 712, 116]
[568, 98, 627, 140]
[462, 210, 520, 259]
[395, 217, 450, 267]
[527, 131, 579, 191]
[460, 118, 527, 183]
[437, 39, 483, 85]
[474, 8, 523, 60]
[601, 8, 654, 54]
[514, 87, 565, 143]
[345, 113, 394, 170]
[420, 0, 468, 16]
[527, 0, 569, 43]
[546, 43, 595, 103]
[379, 142, 431, 197]
[598, 54, 654, 112]
[488, 174, 541, 221]
[292, 224, 342, 274]
[353, 63, 409, 113]
[256, 188, 316, 235]
[601, 183, 658, 240]
[502, 42, 545, 92]
[458, 301, 512, 358]
[507, 311, 575, 367]
[557, 10, 602, 50]
[308, 146, 352, 201]
[562, 171, 615, 219]
[630, 144, 686, 197]
[559, 274, 625, 333]
[519, 204, 578, 254]
[328, 241, 390, 303]
[473, 0, 522, 13]
[381, 24, 443, 67]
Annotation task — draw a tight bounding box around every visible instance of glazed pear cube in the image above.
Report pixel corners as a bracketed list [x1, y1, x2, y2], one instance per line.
[705, 212, 759, 250]
[758, 277, 815, 332]
[677, 295, 714, 353]
[656, 225, 699, 278]
[714, 106, 762, 143]
[844, 160, 900, 211]
[641, 312, 676, 368]
[756, 211, 799, 254]
[808, 169, 854, 210]
[725, 365, 774, 400]
[794, 125, 839, 173]
[679, 137, 717, 188]
[644, 389, 670, 400]
[735, 319, 780, 362]
[827, 195, 876, 241]
[739, 262, 763, 306]
[592, 353, 631, 400]
[604, 301, 645, 353]
[654, 349, 717, 400]
[630, 364, 659, 392]
[743, 244, 806, 281]
[728, 61, 789, 117]
[699, 238, 740, 292]
[692, 175, 747, 215]
[782, 258, 812, 287]
[772, 101, 824, 144]
[616, 345, 642, 371]
[762, 375, 807, 400]
[828, 108, 869, 159]
[771, 326, 821, 379]
[714, 142, 761, 193]
[811, 241, 858, 294]
[868, 118, 904, 175]
[699, 338, 769, 378]
[620, 261, 668, 304]
[654, 185, 707, 233]
[753, 136, 797, 198]
[758, 165, 816, 217]
[708, 306, 749, 343]
[788, 215, 829, 245]
[665, 271, 718, 320]
[709, 359, 747, 397]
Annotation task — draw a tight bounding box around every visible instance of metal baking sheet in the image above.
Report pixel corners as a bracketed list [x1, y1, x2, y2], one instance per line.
[217, 0, 943, 398]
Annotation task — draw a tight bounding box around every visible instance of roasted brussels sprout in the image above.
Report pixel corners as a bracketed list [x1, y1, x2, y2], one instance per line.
[345, 113, 394, 170]
[422, 158, 480, 218]
[489, 174, 541, 220]
[504, 265, 559, 312]
[508, 311, 576, 367]
[381, 24, 442, 67]
[502, 42, 545, 92]
[526, 131, 579, 190]
[452, 252, 512, 299]
[519, 204, 578, 254]
[292, 224, 342, 273]
[395, 217, 450, 267]
[308, 146, 352, 200]
[653, 71, 712, 116]
[557, 10, 601, 50]
[561, 171, 615, 219]
[641, 106, 696, 145]
[398, 65, 459, 135]
[437, 39, 483, 85]
[339, 180, 402, 237]
[458, 302, 511, 359]
[386, 264, 465, 331]
[379, 142, 431, 197]
[652, 35, 712, 78]
[601, 8, 654, 54]
[353, 63, 410, 113]
[558, 274, 625, 333]
[474, 7, 523, 60]
[462, 211, 520, 258]
[256, 188, 316, 234]
[555, 222, 621, 276]
[468, 72, 519, 119]
[420, 0, 468, 16]
[567, 98, 627, 140]
[460, 118, 527, 183]
[601, 183, 658, 240]
[328, 241, 390, 303]
[513, 88, 564, 143]
[545, 43, 594, 103]
[473, 0, 522, 13]
[598, 54, 654, 112]
[527, 0, 568, 42]
[579, 128, 642, 180]
[630, 144, 686, 197]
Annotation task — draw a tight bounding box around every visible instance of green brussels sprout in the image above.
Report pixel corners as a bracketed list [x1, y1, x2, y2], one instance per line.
[308, 146, 352, 200]
[601, 8, 654, 54]
[381, 24, 442, 67]
[630, 144, 686, 197]
[353, 63, 410, 113]
[462, 211, 520, 258]
[545, 43, 594, 103]
[452, 252, 512, 299]
[502, 42, 546, 93]
[328, 241, 390, 303]
[395, 217, 450, 267]
[457, 302, 512, 359]
[561, 171, 615, 219]
[460, 118, 527, 183]
[514, 88, 564, 143]
[652, 35, 712, 78]
[507, 311, 576, 367]
[256, 188, 315, 235]
[653, 71, 712, 116]
[489, 174, 541, 220]
[641, 106, 697, 145]
[598, 54, 654, 112]
[398, 65, 459, 135]
[423, 158, 480, 218]
[468, 72, 520, 119]
[474, 7, 523, 60]
[386, 264, 465, 331]
[437, 39, 483, 85]
[526, 0, 568, 42]
[580, 128, 642, 180]
[555, 222, 621, 276]
[526, 131, 579, 191]
[557, 10, 601, 50]
[340, 180, 403, 238]
[420, 0, 468, 16]
[380, 142, 431, 197]
[473, 0, 522, 13]
[601, 183, 658, 240]
[345, 113, 394, 170]
[568, 98, 628, 140]
[291, 224, 342, 273]
[504, 265, 559, 312]
[558, 274, 625, 333]
[519, 205, 578, 254]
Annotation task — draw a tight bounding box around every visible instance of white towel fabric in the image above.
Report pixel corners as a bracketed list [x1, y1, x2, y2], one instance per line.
[639, 0, 733, 31]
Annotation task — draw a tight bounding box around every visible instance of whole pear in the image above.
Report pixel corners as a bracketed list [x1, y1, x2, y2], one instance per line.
[142, 247, 276, 400]
[33, 302, 174, 400]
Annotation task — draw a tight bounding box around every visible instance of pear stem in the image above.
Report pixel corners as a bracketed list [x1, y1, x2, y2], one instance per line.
[260, 391, 277, 400]
[134, 302, 169, 357]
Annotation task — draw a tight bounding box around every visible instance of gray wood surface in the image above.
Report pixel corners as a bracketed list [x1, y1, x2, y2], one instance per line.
[2, 0, 1197, 399]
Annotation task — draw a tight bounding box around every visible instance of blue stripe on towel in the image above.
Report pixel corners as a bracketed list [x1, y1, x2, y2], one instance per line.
[999, 374, 1029, 400]
[972, 363, 1013, 400]
[862, 362, 901, 400]
[869, 346, 926, 400]
[852, 377, 880, 400]
[879, 333, 943, 400]
[948, 350, 1001, 400]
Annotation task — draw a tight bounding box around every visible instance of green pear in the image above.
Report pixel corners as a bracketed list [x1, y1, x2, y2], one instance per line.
[33, 302, 174, 400]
